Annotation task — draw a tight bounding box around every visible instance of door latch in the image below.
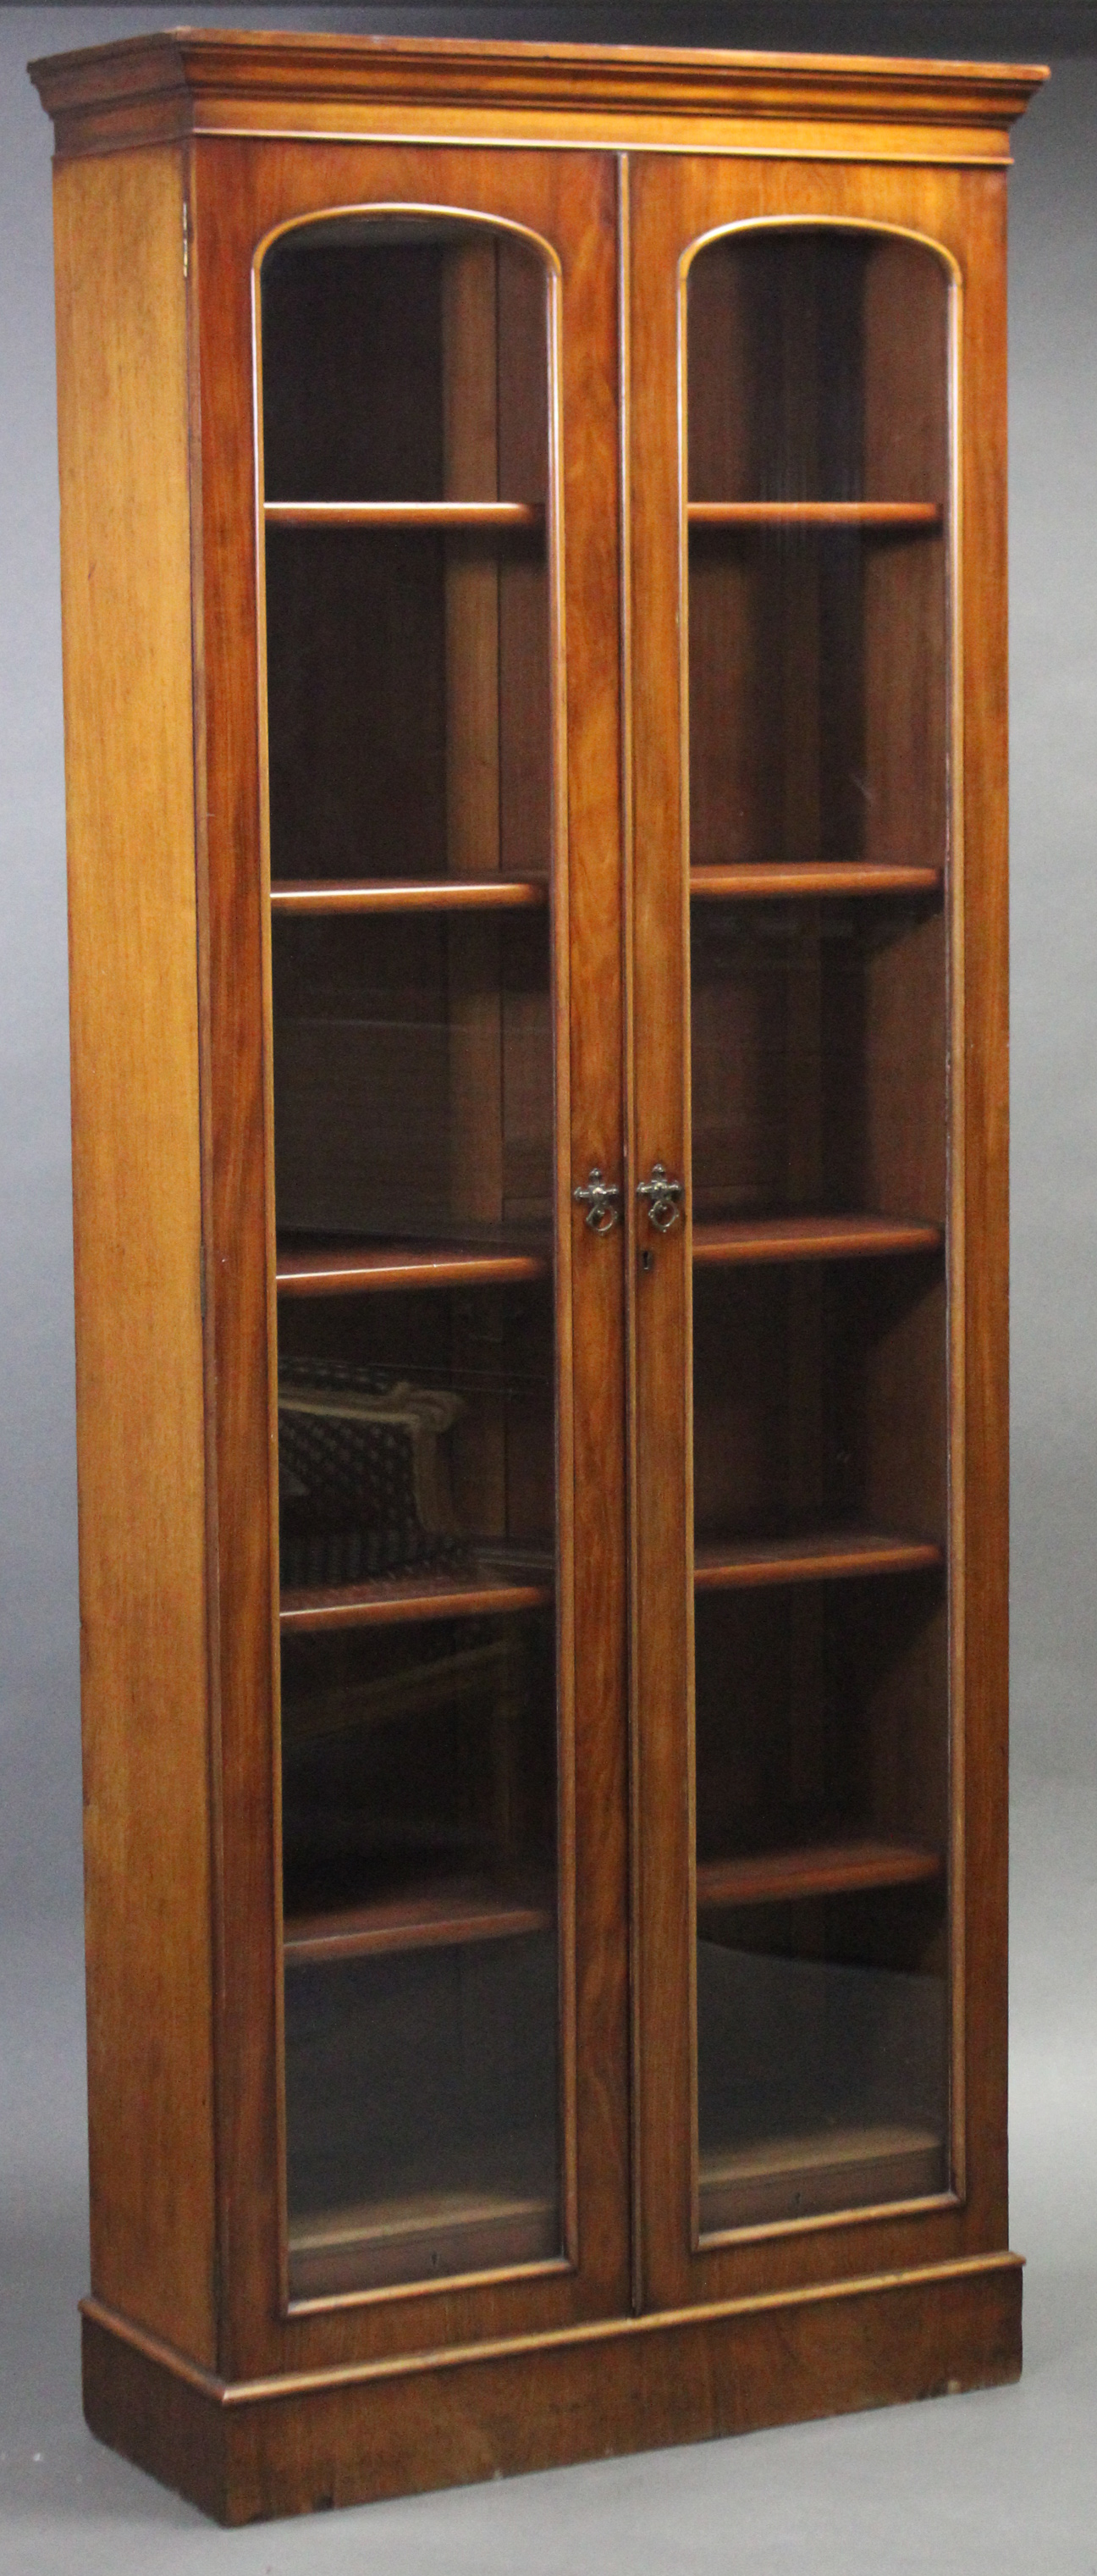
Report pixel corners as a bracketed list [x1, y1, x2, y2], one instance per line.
[637, 1162, 684, 1232]
[573, 1167, 621, 1234]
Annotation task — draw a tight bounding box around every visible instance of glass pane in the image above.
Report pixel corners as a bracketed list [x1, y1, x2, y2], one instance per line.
[686, 230, 948, 509]
[265, 522, 549, 886]
[688, 522, 946, 871]
[686, 228, 949, 873]
[283, 1607, 558, 2297]
[262, 217, 548, 506]
[261, 216, 561, 2298]
[262, 220, 549, 883]
[691, 894, 945, 1226]
[272, 909, 552, 1252]
[686, 229, 951, 2235]
[278, 1280, 556, 1589]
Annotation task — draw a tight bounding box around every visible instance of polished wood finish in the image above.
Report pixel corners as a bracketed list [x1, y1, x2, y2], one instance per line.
[201, 135, 628, 2385]
[697, 1838, 941, 1910]
[265, 499, 541, 528]
[287, 2190, 561, 2304]
[284, 1879, 554, 1965]
[280, 1569, 553, 1632]
[80, 2258, 1023, 2523]
[271, 878, 548, 913]
[626, 135, 1023, 2314]
[52, 144, 218, 2368]
[35, 25, 1037, 2525]
[30, 30, 1045, 163]
[699, 2126, 944, 2236]
[694, 1531, 943, 1589]
[691, 864, 942, 898]
[692, 1213, 944, 1264]
[688, 500, 942, 527]
[275, 1242, 550, 1295]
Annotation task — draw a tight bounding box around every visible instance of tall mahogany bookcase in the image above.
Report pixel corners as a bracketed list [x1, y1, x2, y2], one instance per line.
[30, 29, 1044, 2524]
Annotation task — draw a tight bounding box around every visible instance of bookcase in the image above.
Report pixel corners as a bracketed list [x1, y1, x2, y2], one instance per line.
[31, 27, 1044, 2523]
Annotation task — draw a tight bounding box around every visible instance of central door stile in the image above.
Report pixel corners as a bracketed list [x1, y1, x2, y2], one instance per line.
[626, 152, 697, 2315]
[554, 142, 633, 2330]
[616, 147, 643, 2319]
[618, 141, 651, 2328]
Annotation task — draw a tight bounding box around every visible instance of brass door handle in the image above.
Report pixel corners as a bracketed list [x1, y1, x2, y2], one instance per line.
[637, 1162, 684, 1231]
[573, 1167, 621, 1234]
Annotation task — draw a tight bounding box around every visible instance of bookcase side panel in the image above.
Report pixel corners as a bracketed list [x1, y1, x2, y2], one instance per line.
[53, 146, 217, 2366]
[953, 168, 1012, 2244]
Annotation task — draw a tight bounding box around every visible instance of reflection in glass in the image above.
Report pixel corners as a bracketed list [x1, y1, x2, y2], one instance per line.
[272, 909, 552, 1252]
[261, 214, 561, 2297]
[686, 227, 949, 874]
[283, 1610, 559, 2295]
[686, 227, 952, 2234]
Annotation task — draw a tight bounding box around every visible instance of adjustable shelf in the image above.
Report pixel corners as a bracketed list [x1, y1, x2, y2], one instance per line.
[276, 1241, 551, 1296]
[692, 1214, 943, 1267]
[265, 499, 543, 530]
[690, 864, 942, 899]
[688, 500, 942, 528]
[694, 1531, 943, 1591]
[271, 876, 548, 914]
[281, 1565, 554, 1633]
[288, 2185, 560, 2302]
[284, 1876, 554, 1967]
[696, 1838, 942, 1911]
[699, 2125, 945, 2235]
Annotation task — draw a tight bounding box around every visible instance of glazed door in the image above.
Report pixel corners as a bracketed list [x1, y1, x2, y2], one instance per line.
[196, 142, 630, 2371]
[627, 156, 967, 2308]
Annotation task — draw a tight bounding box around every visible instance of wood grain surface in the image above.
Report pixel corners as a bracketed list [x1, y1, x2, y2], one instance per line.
[270, 879, 548, 909]
[80, 2256, 1023, 2522]
[627, 143, 1015, 2315]
[280, 1569, 553, 1630]
[688, 500, 942, 525]
[265, 498, 541, 528]
[696, 1838, 941, 1909]
[284, 1878, 554, 1964]
[275, 1242, 550, 1294]
[690, 863, 942, 896]
[30, 31, 1046, 166]
[52, 144, 218, 2367]
[694, 1529, 943, 1588]
[194, 134, 629, 2385]
[692, 1213, 945, 1263]
[34, 22, 1034, 2517]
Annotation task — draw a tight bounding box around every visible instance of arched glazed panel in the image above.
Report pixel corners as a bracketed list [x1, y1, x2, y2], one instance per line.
[683, 224, 954, 2241]
[257, 212, 565, 2302]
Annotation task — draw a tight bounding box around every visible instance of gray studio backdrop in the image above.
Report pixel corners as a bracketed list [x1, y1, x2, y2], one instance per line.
[0, 4, 1094, 1947]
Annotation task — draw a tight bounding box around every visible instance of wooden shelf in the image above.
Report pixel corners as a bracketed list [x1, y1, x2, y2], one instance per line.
[288, 2186, 559, 2300]
[699, 2124, 944, 2234]
[692, 1213, 943, 1266]
[697, 1838, 942, 1911]
[276, 1241, 551, 1296]
[281, 1565, 553, 1633]
[271, 876, 548, 914]
[284, 1877, 554, 1966]
[688, 500, 942, 528]
[695, 1530, 943, 1591]
[265, 500, 543, 530]
[690, 864, 942, 899]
